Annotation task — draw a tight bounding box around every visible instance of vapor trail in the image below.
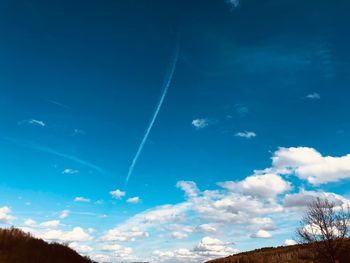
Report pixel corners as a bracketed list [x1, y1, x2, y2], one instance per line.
[4, 137, 105, 174]
[125, 45, 180, 185]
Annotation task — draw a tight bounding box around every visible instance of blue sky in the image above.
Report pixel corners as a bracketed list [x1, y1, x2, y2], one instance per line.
[1, 0, 350, 262]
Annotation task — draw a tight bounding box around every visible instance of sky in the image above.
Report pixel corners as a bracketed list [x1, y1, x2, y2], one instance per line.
[1, 0, 350, 262]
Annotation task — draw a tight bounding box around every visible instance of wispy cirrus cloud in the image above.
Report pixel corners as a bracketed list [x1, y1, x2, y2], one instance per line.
[47, 99, 71, 109]
[18, 119, 46, 127]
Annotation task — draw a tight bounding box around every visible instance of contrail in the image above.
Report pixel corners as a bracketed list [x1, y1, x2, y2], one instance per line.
[125, 45, 180, 185]
[4, 137, 105, 174]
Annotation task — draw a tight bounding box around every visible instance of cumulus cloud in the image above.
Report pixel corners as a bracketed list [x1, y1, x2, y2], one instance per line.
[101, 244, 133, 258]
[74, 197, 91, 203]
[110, 189, 126, 199]
[40, 227, 92, 242]
[82, 146, 350, 261]
[0, 206, 14, 224]
[195, 224, 217, 233]
[127, 197, 141, 204]
[306, 92, 321, 100]
[101, 203, 190, 242]
[284, 189, 345, 208]
[153, 236, 238, 262]
[250, 229, 272, 238]
[101, 227, 149, 242]
[271, 147, 350, 185]
[219, 173, 291, 199]
[284, 239, 297, 246]
[176, 181, 200, 198]
[102, 178, 284, 249]
[69, 242, 93, 253]
[235, 131, 256, 139]
[191, 119, 210, 129]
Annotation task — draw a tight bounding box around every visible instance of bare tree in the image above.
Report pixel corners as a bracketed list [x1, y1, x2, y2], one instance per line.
[296, 197, 350, 263]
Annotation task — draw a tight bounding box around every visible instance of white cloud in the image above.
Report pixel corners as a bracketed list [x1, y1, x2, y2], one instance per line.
[62, 169, 79, 175]
[110, 189, 126, 199]
[235, 131, 256, 139]
[153, 236, 238, 262]
[250, 229, 272, 238]
[284, 239, 297, 246]
[271, 147, 350, 185]
[101, 227, 149, 242]
[102, 203, 189, 242]
[40, 220, 60, 228]
[127, 197, 141, 204]
[176, 181, 200, 198]
[59, 209, 70, 219]
[40, 227, 92, 242]
[171, 231, 188, 239]
[219, 173, 291, 198]
[18, 119, 46, 127]
[195, 224, 217, 233]
[284, 189, 345, 208]
[0, 206, 14, 224]
[74, 197, 91, 203]
[191, 119, 210, 129]
[24, 218, 37, 226]
[102, 179, 284, 251]
[101, 244, 133, 258]
[69, 242, 93, 253]
[306, 92, 321, 100]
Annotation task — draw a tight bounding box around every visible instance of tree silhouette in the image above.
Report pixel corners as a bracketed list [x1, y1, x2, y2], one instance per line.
[296, 198, 350, 263]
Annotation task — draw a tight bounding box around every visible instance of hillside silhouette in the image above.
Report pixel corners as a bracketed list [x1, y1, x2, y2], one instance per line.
[206, 240, 350, 263]
[0, 228, 96, 263]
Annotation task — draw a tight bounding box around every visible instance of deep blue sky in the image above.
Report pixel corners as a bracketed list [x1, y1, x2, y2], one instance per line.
[1, 0, 350, 262]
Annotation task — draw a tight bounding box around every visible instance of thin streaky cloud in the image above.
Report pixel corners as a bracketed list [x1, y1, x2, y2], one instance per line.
[125, 44, 180, 185]
[18, 119, 46, 127]
[47, 99, 71, 109]
[4, 137, 105, 174]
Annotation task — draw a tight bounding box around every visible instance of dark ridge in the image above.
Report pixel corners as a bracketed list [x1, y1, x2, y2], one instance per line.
[0, 227, 96, 263]
[206, 239, 350, 263]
